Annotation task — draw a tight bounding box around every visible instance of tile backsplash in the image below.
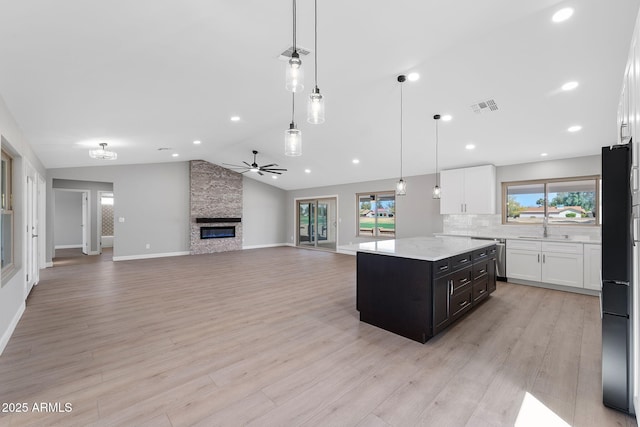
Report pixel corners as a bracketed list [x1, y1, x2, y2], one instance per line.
[442, 214, 601, 241]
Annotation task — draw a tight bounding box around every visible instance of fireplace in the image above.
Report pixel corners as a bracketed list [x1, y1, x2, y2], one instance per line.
[200, 226, 236, 239]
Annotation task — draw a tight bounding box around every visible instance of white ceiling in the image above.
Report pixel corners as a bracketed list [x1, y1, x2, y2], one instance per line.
[0, 0, 638, 190]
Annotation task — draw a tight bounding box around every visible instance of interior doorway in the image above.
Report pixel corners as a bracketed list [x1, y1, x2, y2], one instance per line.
[296, 197, 338, 251]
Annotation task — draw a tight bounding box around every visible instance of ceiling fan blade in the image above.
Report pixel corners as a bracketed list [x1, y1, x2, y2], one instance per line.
[264, 171, 282, 175]
[222, 163, 247, 168]
[243, 161, 252, 167]
[258, 171, 264, 176]
[263, 168, 287, 172]
[260, 163, 277, 168]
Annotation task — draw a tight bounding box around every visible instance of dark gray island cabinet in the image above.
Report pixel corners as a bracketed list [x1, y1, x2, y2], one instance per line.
[355, 237, 497, 343]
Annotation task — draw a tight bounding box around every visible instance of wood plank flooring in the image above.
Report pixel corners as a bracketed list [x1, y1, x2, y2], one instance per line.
[0, 247, 636, 426]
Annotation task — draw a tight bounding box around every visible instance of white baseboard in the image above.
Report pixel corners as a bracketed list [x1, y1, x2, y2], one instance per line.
[113, 251, 190, 262]
[45, 262, 53, 268]
[54, 244, 83, 249]
[0, 302, 25, 356]
[242, 243, 287, 250]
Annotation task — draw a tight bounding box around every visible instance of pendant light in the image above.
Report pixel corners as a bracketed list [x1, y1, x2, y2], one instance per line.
[89, 143, 117, 160]
[286, 0, 304, 92]
[307, 0, 325, 124]
[396, 75, 407, 196]
[285, 93, 302, 156]
[433, 114, 441, 199]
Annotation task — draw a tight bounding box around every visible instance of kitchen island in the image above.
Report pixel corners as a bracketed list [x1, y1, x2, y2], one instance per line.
[352, 236, 497, 343]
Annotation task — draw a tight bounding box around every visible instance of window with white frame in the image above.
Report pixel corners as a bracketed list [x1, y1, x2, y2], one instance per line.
[1, 149, 14, 276]
[357, 192, 396, 237]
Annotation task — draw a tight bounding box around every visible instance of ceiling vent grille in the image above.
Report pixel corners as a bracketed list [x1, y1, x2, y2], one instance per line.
[470, 98, 499, 114]
[278, 46, 311, 61]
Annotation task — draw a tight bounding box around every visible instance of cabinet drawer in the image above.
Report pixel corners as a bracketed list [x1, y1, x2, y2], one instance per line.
[473, 277, 489, 303]
[473, 260, 489, 281]
[434, 258, 451, 277]
[451, 287, 473, 318]
[473, 247, 491, 262]
[451, 267, 473, 294]
[507, 239, 542, 251]
[488, 246, 497, 257]
[451, 252, 473, 271]
[542, 241, 583, 254]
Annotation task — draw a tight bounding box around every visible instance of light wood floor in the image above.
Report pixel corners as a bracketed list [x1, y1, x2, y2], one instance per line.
[0, 247, 637, 426]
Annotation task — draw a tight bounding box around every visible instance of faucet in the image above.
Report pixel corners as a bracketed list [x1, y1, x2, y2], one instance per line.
[542, 217, 548, 238]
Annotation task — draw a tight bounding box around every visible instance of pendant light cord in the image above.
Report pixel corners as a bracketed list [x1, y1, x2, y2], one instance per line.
[435, 118, 439, 186]
[293, 0, 297, 52]
[314, 0, 318, 89]
[400, 82, 403, 179]
[291, 92, 295, 125]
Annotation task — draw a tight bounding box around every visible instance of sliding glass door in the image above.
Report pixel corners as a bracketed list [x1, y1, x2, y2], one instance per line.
[297, 197, 337, 251]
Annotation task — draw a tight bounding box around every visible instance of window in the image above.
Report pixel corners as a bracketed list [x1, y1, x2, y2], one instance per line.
[503, 176, 599, 225]
[357, 192, 396, 237]
[1, 149, 14, 275]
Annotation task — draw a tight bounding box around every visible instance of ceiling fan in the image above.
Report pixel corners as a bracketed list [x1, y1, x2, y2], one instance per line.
[223, 150, 287, 176]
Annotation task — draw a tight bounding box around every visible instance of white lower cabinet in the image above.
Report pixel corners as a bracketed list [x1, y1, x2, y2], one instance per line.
[506, 240, 584, 289]
[583, 243, 602, 291]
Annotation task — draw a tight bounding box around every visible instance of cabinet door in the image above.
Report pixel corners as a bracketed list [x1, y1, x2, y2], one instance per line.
[464, 165, 496, 214]
[433, 275, 451, 334]
[440, 169, 465, 214]
[541, 251, 584, 288]
[583, 244, 602, 291]
[506, 248, 541, 281]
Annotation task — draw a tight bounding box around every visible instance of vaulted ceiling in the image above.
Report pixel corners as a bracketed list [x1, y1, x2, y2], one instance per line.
[0, 0, 638, 190]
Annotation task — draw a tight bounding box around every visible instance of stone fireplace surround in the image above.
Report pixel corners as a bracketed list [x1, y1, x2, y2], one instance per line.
[189, 160, 243, 254]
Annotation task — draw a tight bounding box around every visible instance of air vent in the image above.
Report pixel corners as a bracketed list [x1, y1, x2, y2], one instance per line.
[278, 46, 311, 61]
[470, 98, 499, 114]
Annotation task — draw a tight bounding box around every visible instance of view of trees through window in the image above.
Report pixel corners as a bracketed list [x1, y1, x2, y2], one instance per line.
[357, 192, 396, 237]
[504, 177, 599, 225]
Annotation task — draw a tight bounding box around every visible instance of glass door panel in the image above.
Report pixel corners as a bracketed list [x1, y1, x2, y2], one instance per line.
[297, 198, 337, 251]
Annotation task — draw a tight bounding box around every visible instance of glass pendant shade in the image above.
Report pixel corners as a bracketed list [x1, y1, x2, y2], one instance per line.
[89, 143, 117, 160]
[432, 184, 441, 199]
[307, 88, 325, 124]
[396, 178, 407, 196]
[285, 123, 302, 156]
[286, 53, 304, 92]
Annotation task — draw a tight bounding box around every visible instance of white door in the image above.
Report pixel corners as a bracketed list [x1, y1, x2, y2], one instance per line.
[25, 171, 41, 296]
[81, 192, 89, 255]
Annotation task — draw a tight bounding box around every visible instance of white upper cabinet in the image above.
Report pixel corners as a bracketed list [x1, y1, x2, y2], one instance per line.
[440, 165, 496, 214]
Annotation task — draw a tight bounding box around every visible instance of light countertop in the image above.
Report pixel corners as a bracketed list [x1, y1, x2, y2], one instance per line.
[340, 236, 495, 262]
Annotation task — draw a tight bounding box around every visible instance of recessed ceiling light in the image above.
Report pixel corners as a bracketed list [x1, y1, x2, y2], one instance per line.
[552, 7, 574, 23]
[441, 115, 453, 122]
[172, 153, 179, 157]
[465, 144, 475, 150]
[568, 125, 582, 132]
[193, 140, 201, 145]
[407, 73, 420, 82]
[561, 81, 579, 91]
[230, 116, 240, 122]
[352, 159, 360, 164]
[271, 175, 278, 179]
[304, 169, 311, 174]
[541, 153, 548, 157]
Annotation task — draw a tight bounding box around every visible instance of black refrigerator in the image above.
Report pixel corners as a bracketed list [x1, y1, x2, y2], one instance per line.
[601, 142, 634, 414]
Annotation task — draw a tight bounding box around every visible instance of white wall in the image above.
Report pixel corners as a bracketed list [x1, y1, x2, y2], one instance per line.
[286, 173, 443, 248]
[53, 190, 82, 248]
[0, 94, 46, 355]
[47, 163, 191, 261]
[242, 176, 287, 248]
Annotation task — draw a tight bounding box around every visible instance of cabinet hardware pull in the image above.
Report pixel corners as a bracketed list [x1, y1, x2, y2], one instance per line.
[460, 278, 469, 284]
[459, 300, 469, 307]
[543, 254, 545, 263]
[479, 269, 485, 274]
[479, 289, 486, 295]
[459, 258, 469, 264]
[538, 254, 540, 263]
[450, 280, 454, 296]
[439, 265, 448, 271]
